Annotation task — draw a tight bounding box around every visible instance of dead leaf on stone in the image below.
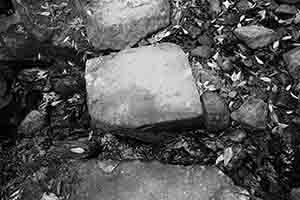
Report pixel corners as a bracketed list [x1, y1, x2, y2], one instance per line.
[224, 147, 233, 166]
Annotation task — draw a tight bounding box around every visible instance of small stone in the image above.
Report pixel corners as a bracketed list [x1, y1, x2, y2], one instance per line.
[274, 90, 298, 109]
[227, 129, 247, 142]
[201, 92, 230, 131]
[234, 25, 277, 49]
[191, 45, 213, 58]
[275, 4, 298, 15]
[18, 110, 45, 136]
[236, 0, 252, 11]
[276, 0, 300, 4]
[83, 0, 170, 50]
[86, 43, 203, 130]
[220, 58, 233, 72]
[283, 47, 300, 80]
[52, 76, 80, 98]
[231, 97, 268, 129]
[197, 34, 214, 47]
[209, 0, 222, 14]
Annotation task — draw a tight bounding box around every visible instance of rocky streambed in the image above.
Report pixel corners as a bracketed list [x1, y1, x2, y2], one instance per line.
[1, 0, 300, 200]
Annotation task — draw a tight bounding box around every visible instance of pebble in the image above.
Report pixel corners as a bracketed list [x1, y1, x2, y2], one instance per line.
[283, 47, 300, 80]
[190, 45, 213, 58]
[234, 25, 277, 49]
[201, 92, 230, 131]
[231, 97, 268, 129]
[227, 129, 247, 143]
[18, 110, 46, 136]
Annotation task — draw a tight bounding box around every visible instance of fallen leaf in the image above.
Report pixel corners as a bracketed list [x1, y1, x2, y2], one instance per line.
[40, 193, 58, 200]
[70, 147, 85, 154]
[224, 147, 233, 166]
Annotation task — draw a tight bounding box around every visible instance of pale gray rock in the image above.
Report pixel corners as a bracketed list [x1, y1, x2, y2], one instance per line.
[231, 97, 268, 129]
[85, 43, 203, 130]
[234, 25, 277, 49]
[68, 160, 247, 200]
[83, 0, 170, 50]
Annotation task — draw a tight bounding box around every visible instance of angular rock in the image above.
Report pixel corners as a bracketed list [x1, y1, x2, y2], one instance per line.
[231, 97, 268, 129]
[283, 47, 300, 80]
[190, 45, 213, 58]
[276, 0, 300, 4]
[86, 43, 203, 130]
[83, 0, 170, 50]
[18, 110, 45, 136]
[68, 160, 246, 200]
[201, 92, 230, 131]
[234, 25, 277, 49]
[275, 4, 298, 15]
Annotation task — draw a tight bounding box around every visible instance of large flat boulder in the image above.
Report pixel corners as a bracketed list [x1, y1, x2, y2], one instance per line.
[69, 160, 249, 200]
[85, 43, 203, 131]
[83, 0, 170, 50]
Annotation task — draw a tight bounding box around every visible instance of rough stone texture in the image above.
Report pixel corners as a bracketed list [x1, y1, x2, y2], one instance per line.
[190, 45, 213, 58]
[234, 25, 277, 49]
[290, 188, 300, 200]
[275, 4, 298, 14]
[68, 160, 246, 200]
[283, 47, 300, 80]
[86, 43, 203, 130]
[18, 110, 45, 136]
[0, 10, 20, 33]
[201, 92, 230, 131]
[83, 0, 170, 50]
[211, 186, 249, 200]
[231, 97, 268, 129]
[276, 0, 300, 4]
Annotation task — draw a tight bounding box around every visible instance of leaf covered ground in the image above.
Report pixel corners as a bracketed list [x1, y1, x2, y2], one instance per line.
[1, 0, 300, 200]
